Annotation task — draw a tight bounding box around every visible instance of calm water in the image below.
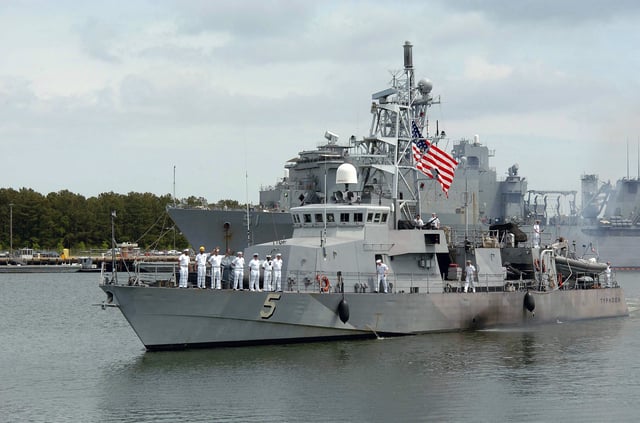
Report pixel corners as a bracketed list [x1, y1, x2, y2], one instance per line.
[1, 271, 639, 423]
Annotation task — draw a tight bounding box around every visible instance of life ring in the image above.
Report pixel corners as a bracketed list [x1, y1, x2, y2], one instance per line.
[316, 274, 331, 292]
[534, 259, 546, 272]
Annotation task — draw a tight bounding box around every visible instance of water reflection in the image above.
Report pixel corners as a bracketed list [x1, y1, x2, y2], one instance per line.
[95, 316, 627, 422]
[97, 341, 372, 423]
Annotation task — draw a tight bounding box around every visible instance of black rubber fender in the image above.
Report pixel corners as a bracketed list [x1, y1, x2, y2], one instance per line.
[338, 298, 350, 323]
[523, 291, 535, 312]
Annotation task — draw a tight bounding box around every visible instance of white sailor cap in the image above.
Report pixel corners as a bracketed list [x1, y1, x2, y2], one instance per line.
[376, 259, 382, 264]
[253, 253, 259, 257]
[276, 253, 282, 256]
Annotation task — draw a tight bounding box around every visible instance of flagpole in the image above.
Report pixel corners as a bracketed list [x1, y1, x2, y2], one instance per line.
[244, 137, 251, 249]
[322, 158, 328, 260]
[465, 173, 469, 242]
[627, 138, 629, 180]
[111, 210, 118, 284]
[246, 169, 250, 248]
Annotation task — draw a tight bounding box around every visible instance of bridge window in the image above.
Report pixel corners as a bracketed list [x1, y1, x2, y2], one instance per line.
[354, 213, 363, 222]
[327, 213, 335, 222]
[315, 213, 324, 223]
[303, 214, 312, 223]
[373, 213, 381, 223]
[381, 213, 388, 223]
[367, 213, 374, 222]
[340, 213, 350, 223]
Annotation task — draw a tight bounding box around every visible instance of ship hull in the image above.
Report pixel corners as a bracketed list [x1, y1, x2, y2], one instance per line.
[102, 285, 627, 350]
[167, 207, 293, 254]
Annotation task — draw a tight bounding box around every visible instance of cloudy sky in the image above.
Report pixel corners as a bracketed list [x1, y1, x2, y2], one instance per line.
[2, 0, 640, 204]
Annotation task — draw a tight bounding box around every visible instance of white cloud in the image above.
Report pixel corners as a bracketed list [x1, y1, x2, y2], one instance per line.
[0, 0, 639, 205]
[462, 56, 513, 81]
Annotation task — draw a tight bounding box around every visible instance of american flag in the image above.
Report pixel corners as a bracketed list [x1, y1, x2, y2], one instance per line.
[411, 121, 458, 196]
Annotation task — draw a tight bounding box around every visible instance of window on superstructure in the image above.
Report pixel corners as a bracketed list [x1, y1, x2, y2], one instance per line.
[373, 213, 381, 223]
[315, 213, 323, 223]
[354, 213, 363, 222]
[327, 213, 335, 223]
[340, 213, 350, 223]
[304, 214, 312, 223]
[367, 213, 374, 222]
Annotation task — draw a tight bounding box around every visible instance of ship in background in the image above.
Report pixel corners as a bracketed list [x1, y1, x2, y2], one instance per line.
[168, 139, 640, 267]
[166, 77, 640, 269]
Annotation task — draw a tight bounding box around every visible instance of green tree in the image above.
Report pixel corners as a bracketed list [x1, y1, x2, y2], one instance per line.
[0, 188, 189, 253]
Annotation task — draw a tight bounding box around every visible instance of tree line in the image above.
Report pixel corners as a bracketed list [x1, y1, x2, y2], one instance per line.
[0, 188, 245, 254]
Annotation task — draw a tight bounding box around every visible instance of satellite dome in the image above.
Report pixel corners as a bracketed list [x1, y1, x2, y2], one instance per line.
[336, 163, 358, 185]
[417, 78, 433, 95]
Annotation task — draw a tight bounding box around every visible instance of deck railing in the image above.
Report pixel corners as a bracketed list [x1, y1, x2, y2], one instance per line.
[282, 270, 512, 294]
[101, 262, 618, 292]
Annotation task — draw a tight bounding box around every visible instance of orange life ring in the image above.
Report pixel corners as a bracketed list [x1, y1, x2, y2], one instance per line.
[316, 274, 331, 292]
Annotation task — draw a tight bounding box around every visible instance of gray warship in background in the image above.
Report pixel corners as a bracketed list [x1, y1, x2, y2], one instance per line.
[102, 42, 627, 351]
[167, 64, 640, 268]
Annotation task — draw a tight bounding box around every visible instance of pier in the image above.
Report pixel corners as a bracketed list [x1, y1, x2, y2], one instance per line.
[0, 254, 181, 272]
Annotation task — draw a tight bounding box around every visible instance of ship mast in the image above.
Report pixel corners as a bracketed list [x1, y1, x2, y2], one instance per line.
[246, 169, 251, 247]
[359, 41, 445, 226]
[110, 210, 118, 284]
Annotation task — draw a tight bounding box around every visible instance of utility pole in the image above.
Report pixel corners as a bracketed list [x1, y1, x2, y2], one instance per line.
[9, 203, 13, 256]
[111, 210, 118, 284]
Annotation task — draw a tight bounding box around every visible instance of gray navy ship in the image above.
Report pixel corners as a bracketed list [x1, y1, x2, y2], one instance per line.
[102, 42, 627, 351]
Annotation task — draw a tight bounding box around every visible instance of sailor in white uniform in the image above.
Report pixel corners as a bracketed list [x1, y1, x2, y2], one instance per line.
[231, 251, 245, 290]
[464, 260, 476, 293]
[272, 253, 283, 292]
[605, 261, 612, 288]
[195, 246, 208, 289]
[533, 220, 542, 248]
[207, 247, 223, 289]
[413, 214, 424, 229]
[375, 259, 389, 293]
[178, 249, 190, 288]
[262, 254, 273, 291]
[427, 213, 440, 229]
[248, 253, 262, 291]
